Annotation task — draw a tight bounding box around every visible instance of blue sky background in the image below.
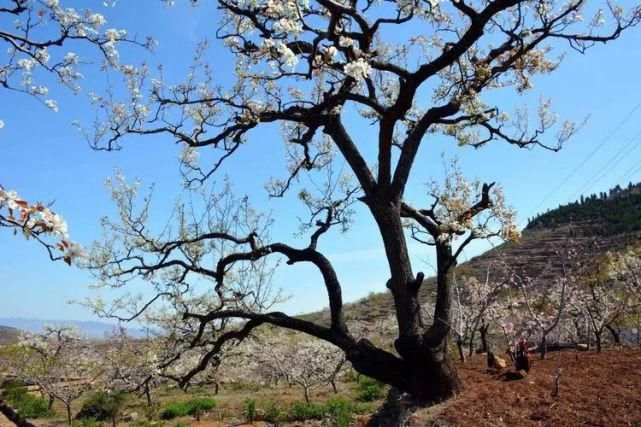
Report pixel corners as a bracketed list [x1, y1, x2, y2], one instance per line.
[1, 1, 640, 323]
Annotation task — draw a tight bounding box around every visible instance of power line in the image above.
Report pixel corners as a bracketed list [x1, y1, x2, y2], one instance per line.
[615, 160, 641, 186]
[522, 101, 641, 223]
[568, 127, 641, 200]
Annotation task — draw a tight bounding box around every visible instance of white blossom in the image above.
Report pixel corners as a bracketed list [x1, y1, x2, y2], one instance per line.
[344, 58, 372, 79]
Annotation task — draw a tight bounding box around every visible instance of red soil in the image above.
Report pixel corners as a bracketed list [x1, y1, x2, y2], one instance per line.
[425, 349, 641, 426]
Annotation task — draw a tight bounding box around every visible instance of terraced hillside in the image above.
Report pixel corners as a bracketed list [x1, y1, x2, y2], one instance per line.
[303, 183, 641, 326]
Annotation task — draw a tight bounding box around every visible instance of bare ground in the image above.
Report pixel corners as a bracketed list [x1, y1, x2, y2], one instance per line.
[415, 348, 641, 426]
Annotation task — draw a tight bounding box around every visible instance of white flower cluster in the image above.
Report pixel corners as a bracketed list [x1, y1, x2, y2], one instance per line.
[263, 38, 299, 69]
[344, 58, 372, 80]
[0, 187, 85, 263]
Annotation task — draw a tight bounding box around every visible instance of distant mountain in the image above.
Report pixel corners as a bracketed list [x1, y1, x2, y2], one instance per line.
[302, 182, 641, 325]
[0, 318, 150, 340]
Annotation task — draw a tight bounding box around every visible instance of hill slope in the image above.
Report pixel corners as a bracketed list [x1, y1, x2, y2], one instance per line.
[303, 182, 641, 325]
[0, 326, 20, 345]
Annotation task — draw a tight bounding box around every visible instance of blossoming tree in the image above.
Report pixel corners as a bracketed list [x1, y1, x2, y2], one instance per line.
[246, 334, 347, 402]
[85, 0, 640, 405]
[2, 326, 101, 425]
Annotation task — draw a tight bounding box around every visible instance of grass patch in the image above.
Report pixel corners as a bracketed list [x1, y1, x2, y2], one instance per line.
[160, 397, 217, 421]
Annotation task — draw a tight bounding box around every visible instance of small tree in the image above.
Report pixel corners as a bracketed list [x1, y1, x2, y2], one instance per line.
[452, 267, 506, 361]
[4, 326, 101, 425]
[251, 335, 347, 402]
[572, 255, 631, 352]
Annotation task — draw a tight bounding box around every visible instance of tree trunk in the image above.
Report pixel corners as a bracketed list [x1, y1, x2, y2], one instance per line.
[48, 394, 55, 411]
[595, 331, 602, 353]
[214, 382, 219, 395]
[605, 324, 621, 345]
[66, 404, 72, 426]
[363, 204, 463, 403]
[331, 379, 338, 393]
[479, 323, 489, 353]
[144, 386, 152, 406]
[540, 334, 547, 360]
[303, 386, 310, 403]
[468, 330, 476, 357]
[456, 336, 466, 363]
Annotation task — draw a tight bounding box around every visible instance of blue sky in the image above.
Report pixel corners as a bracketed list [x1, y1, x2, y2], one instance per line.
[1, 1, 640, 322]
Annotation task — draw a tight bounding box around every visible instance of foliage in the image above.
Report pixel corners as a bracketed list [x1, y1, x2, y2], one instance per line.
[160, 397, 216, 420]
[526, 183, 641, 237]
[2, 383, 55, 419]
[129, 422, 165, 427]
[243, 397, 257, 422]
[251, 397, 373, 425]
[354, 377, 385, 402]
[76, 390, 128, 422]
[74, 419, 103, 427]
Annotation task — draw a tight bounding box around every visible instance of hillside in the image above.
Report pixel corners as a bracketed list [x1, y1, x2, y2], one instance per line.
[303, 182, 641, 325]
[0, 326, 19, 346]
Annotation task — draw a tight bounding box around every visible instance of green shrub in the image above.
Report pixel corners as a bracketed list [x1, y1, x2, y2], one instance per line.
[160, 397, 216, 421]
[262, 400, 288, 424]
[187, 397, 216, 421]
[73, 419, 103, 427]
[355, 376, 385, 402]
[2, 383, 55, 419]
[76, 390, 127, 423]
[161, 402, 190, 420]
[243, 397, 257, 422]
[325, 397, 374, 427]
[288, 401, 326, 421]
[251, 398, 373, 425]
[129, 421, 165, 427]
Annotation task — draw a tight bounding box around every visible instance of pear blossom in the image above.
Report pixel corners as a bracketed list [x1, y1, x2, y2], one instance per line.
[44, 99, 59, 112]
[344, 58, 372, 79]
[338, 36, 353, 48]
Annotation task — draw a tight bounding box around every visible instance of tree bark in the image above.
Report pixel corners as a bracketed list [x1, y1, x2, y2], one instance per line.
[456, 336, 466, 363]
[595, 331, 602, 353]
[605, 324, 621, 345]
[66, 404, 72, 426]
[468, 330, 476, 357]
[363, 204, 463, 403]
[540, 334, 547, 360]
[479, 322, 489, 354]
